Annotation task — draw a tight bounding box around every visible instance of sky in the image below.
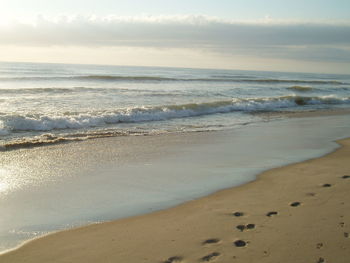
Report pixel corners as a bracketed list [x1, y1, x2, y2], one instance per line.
[0, 0, 349, 73]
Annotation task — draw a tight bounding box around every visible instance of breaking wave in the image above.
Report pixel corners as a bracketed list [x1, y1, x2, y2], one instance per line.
[1, 95, 349, 134]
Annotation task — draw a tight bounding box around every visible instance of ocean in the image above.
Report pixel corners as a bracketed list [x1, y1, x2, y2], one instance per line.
[1, 62, 350, 252]
[1, 61, 350, 149]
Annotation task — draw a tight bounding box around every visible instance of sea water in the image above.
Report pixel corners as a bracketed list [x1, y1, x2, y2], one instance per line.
[1, 62, 350, 252]
[0, 61, 349, 148]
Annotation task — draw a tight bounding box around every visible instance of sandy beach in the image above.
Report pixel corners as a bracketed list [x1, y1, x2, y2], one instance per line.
[1, 134, 349, 263]
[1, 2, 350, 262]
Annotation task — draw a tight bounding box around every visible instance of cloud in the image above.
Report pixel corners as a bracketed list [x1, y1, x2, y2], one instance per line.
[1, 15, 350, 63]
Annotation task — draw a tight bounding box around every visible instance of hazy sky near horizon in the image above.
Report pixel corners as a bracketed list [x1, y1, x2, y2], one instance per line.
[0, 0, 349, 73]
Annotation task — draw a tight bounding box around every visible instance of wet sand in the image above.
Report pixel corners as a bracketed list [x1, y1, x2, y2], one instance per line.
[1, 136, 349, 263]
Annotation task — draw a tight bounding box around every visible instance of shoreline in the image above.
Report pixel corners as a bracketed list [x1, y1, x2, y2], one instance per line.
[1, 135, 349, 262]
[2, 108, 350, 152]
[255, 108, 350, 120]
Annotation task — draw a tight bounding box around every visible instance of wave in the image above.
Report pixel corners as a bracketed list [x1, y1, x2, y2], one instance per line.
[1, 136, 81, 150]
[287, 86, 314, 92]
[0, 75, 178, 82]
[0, 95, 349, 135]
[81, 75, 177, 81]
[209, 78, 345, 85]
[0, 87, 187, 98]
[1, 124, 238, 151]
[0, 75, 346, 85]
[0, 87, 86, 94]
[0, 131, 146, 151]
[0, 86, 121, 94]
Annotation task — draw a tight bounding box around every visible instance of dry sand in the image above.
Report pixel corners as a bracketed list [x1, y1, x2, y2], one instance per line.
[1, 138, 350, 263]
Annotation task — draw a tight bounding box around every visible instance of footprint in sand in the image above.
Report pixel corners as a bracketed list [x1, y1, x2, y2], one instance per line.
[203, 238, 220, 245]
[344, 232, 349, 238]
[290, 201, 301, 207]
[163, 256, 183, 263]
[317, 257, 325, 263]
[316, 243, 323, 249]
[322, 183, 332, 188]
[234, 240, 247, 247]
[266, 211, 278, 217]
[341, 175, 350, 179]
[236, 225, 246, 232]
[201, 252, 220, 262]
[246, 223, 255, 229]
[232, 212, 244, 217]
[236, 224, 255, 232]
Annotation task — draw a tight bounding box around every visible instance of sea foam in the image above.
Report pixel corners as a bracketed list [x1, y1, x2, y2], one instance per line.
[1, 95, 349, 134]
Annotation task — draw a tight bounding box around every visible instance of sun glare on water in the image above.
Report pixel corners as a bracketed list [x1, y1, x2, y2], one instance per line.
[0, 181, 9, 193]
[0, 168, 11, 194]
